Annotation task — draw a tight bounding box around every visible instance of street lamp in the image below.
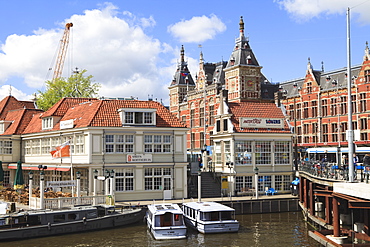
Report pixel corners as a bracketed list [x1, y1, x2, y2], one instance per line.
[226, 162, 234, 197]
[40, 171, 45, 209]
[254, 167, 259, 199]
[93, 169, 98, 205]
[76, 171, 81, 204]
[109, 170, 114, 196]
[28, 171, 33, 209]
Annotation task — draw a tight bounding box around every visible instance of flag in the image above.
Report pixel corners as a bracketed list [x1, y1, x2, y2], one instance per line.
[50, 141, 70, 158]
[181, 72, 188, 77]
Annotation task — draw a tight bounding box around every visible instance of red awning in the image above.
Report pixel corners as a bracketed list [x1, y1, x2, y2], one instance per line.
[8, 164, 70, 172]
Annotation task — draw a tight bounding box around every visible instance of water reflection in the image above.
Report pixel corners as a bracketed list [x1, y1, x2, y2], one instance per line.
[0, 212, 319, 247]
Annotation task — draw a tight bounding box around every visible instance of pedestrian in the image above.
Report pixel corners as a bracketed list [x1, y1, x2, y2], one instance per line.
[363, 154, 370, 182]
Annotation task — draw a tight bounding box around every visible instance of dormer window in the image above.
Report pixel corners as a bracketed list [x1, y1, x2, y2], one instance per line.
[42, 117, 53, 130]
[0, 121, 12, 134]
[118, 108, 157, 126]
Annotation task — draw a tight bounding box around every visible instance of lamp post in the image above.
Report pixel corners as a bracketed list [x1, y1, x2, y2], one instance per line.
[76, 171, 81, 204]
[40, 171, 45, 209]
[293, 83, 299, 172]
[93, 169, 98, 205]
[28, 171, 33, 209]
[105, 170, 110, 196]
[227, 162, 234, 197]
[254, 167, 259, 199]
[109, 170, 115, 196]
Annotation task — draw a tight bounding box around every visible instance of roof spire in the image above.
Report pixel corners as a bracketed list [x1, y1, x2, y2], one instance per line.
[364, 41, 370, 61]
[180, 45, 185, 63]
[239, 16, 244, 38]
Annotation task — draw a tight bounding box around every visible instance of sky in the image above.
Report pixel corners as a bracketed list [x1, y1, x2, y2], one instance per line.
[1, 0, 370, 105]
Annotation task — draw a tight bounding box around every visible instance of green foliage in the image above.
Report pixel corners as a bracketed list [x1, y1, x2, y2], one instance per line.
[37, 69, 100, 111]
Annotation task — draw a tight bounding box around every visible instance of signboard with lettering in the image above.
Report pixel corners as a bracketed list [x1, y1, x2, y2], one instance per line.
[127, 154, 152, 163]
[47, 180, 76, 187]
[60, 119, 74, 129]
[240, 118, 284, 129]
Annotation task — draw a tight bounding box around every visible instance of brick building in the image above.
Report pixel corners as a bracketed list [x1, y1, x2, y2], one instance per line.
[279, 43, 370, 164]
[169, 17, 293, 196]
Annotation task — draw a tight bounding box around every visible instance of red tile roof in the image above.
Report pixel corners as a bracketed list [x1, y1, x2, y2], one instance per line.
[0, 96, 36, 120]
[23, 98, 186, 134]
[2, 109, 43, 135]
[228, 102, 291, 133]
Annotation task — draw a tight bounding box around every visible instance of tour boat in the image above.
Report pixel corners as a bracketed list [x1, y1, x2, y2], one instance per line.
[146, 203, 187, 240]
[182, 201, 239, 234]
[0, 204, 145, 241]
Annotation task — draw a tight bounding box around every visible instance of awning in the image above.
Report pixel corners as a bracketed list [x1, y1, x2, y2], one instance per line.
[8, 164, 70, 172]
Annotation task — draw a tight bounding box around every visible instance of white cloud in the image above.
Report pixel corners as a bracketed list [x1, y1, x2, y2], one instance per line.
[167, 14, 226, 43]
[275, 0, 370, 23]
[0, 3, 177, 103]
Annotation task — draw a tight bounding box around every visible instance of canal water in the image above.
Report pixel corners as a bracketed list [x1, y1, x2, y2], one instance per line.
[1, 212, 320, 247]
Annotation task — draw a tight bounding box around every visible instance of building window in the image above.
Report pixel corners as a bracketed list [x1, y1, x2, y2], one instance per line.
[303, 102, 309, 118]
[255, 141, 271, 165]
[144, 135, 171, 153]
[199, 107, 204, 126]
[0, 141, 12, 154]
[144, 168, 171, 191]
[190, 109, 195, 128]
[321, 99, 328, 117]
[42, 117, 53, 130]
[311, 101, 317, 118]
[119, 109, 156, 126]
[216, 120, 220, 132]
[115, 168, 134, 191]
[258, 175, 271, 192]
[223, 119, 228, 132]
[105, 134, 134, 153]
[365, 69, 370, 83]
[360, 118, 368, 130]
[235, 176, 252, 192]
[235, 141, 252, 165]
[209, 105, 215, 125]
[275, 175, 291, 191]
[360, 93, 367, 112]
[274, 141, 290, 165]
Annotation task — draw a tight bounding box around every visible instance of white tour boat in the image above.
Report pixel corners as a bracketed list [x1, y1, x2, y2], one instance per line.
[146, 203, 187, 240]
[182, 201, 239, 234]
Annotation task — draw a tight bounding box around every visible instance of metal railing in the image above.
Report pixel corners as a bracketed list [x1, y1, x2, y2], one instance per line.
[299, 161, 370, 182]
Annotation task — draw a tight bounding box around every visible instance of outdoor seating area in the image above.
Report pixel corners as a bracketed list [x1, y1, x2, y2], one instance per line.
[265, 188, 277, 196]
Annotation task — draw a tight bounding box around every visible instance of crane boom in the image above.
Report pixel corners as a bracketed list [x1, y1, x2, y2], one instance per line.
[52, 22, 73, 82]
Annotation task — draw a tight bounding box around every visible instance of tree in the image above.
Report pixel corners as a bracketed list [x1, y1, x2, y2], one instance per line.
[37, 69, 100, 111]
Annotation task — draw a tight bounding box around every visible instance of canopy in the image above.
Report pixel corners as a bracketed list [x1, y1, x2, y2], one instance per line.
[13, 160, 24, 190]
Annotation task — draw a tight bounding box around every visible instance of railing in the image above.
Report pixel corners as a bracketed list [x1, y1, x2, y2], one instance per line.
[29, 195, 109, 209]
[299, 161, 370, 182]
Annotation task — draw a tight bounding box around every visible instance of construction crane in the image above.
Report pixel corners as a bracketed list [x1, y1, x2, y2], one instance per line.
[52, 22, 73, 82]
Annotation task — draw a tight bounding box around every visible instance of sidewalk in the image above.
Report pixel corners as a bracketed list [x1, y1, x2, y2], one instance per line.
[115, 193, 298, 207]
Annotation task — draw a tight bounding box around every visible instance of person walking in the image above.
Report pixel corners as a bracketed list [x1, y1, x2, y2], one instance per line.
[363, 154, 370, 183]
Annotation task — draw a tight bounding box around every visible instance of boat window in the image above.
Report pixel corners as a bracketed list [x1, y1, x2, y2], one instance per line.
[26, 215, 41, 225]
[53, 214, 66, 223]
[154, 215, 161, 227]
[68, 213, 77, 220]
[210, 212, 219, 221]
[163, 212, 172, 227]
[221, 211, 233, 220]
[173, 214, 184, 226]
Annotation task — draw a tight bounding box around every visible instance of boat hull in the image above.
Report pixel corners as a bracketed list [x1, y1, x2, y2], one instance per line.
[184, 217, 239, 234]
[0, 207, 145, 241]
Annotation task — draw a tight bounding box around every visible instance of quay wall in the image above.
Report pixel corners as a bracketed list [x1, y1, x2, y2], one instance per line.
[218, 198, 300, 215]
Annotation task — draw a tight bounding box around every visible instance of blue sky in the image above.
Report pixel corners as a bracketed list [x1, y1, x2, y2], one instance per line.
[1, 0, 370, 104]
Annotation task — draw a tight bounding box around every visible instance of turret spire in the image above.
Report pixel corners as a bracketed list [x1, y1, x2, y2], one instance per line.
[181, 45, 185, 63]
[239, 16, 244, 38]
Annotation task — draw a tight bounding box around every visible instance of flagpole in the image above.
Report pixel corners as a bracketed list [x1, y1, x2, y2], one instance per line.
[70, 138, 74, 196]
